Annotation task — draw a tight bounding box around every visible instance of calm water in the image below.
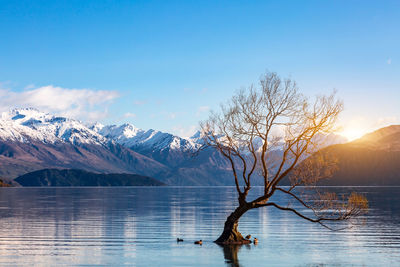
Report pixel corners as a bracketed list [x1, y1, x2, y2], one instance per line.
[0, 186, 399, 266]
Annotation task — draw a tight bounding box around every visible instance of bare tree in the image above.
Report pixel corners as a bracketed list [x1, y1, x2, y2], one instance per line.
[200, 72, 368, 244]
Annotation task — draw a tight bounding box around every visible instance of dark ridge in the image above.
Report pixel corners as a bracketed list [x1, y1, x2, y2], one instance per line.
[313, 144, 400, 186]
[0, 139, 170, 181]
[15, 169, 165, 187]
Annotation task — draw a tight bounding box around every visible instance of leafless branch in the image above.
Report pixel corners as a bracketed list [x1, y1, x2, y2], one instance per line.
[200, 71, 368, 231]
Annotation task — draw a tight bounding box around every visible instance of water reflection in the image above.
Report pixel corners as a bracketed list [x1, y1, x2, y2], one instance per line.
[220, 243, 254, 267]
[0, 187, 398, 266]
[220, 244, 242, 267]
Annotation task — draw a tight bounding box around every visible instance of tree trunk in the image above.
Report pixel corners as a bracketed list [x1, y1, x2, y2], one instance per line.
[215, 204, 251, 244]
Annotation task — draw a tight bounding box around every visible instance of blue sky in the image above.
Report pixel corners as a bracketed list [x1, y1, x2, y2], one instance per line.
[0, 0, 399, 139]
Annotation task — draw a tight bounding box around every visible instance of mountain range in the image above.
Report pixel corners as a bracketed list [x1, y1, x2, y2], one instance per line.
[0, 109, 168, 182]
[0, 108, 238, 185]
[1, 108, 398, 186]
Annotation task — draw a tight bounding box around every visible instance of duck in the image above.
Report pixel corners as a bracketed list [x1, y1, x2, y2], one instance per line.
[245, 234, 251, 239]
[177, 238, 184, 242]
[253, 237, 258, 244]
[194, 240, 203, 245]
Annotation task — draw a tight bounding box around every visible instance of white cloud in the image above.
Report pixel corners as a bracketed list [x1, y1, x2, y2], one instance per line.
[0, 85, 119, 122]
[168, 112, 177, 119]
[196, 105, 210, 116]
[201, 88, 208, 94]
[123, 112, 137, 118]
[133, 100, 147, 106]
[387, 58, 392, 65]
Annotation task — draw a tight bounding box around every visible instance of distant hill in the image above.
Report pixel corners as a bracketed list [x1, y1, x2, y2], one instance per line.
[15, 169, 165, 186]
[294, 125, 400, 186]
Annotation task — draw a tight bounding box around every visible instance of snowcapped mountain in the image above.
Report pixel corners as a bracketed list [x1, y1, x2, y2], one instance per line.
[0, 108, 107, 145]
[93, 123, 199, 151]
[91, 123, 201, 167]
[0, 108, 170, 180]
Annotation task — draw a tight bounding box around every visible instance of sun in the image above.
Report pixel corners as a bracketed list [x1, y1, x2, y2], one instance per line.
[338, 127, 368, 141]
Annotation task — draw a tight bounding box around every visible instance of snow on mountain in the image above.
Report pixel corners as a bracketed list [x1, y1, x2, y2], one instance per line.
[0, 108, 108, 145]
[0, 108, 200, 152]
[4, 108, 346, 157]
[94, 123, 200, 152]
[0, 108, 171, 181]
[89, 123, 203, 169]
[190, 130, 201, 141]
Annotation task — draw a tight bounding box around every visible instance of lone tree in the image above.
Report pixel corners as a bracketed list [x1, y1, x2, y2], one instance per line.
[200, 72, 368, 244]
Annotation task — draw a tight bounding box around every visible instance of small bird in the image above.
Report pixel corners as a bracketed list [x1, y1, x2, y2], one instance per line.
[194, 240, 203, 245]
[253, 237, 258, 244]
[245, 234, 251, 240]
[177, 238, 184, 242]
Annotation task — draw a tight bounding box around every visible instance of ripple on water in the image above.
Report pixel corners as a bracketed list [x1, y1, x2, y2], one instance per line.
[0, 186, 399, 266]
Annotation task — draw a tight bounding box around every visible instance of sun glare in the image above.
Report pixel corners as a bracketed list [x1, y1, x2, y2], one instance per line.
[338, 128, 367, 141]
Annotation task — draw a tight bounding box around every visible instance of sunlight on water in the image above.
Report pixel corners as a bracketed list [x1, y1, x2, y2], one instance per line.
[0, 187, 399, 266]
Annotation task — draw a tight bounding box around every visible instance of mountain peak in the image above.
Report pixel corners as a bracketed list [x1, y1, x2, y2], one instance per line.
[4, 107, 47, 121]
[99, 123, 141, 140]
[0, 108, 106, 145]
[89, 122, 105, 132]
[190, 130, 201, 140]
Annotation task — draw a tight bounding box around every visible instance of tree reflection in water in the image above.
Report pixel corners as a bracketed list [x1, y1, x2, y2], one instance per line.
[219, 243, 252, 267]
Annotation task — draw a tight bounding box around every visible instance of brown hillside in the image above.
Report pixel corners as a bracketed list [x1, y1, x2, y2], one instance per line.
[294, 125, 400, 186]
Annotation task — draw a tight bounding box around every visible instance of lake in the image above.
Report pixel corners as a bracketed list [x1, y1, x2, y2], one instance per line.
[0, 186, 399, 266]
